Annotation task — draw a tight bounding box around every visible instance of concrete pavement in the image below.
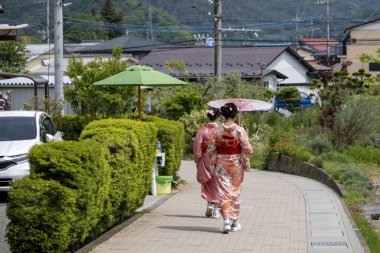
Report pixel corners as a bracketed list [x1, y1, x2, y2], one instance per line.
[83, 160, 367, 253]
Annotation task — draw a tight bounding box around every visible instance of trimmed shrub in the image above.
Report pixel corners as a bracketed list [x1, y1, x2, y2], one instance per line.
[6, 178, 76, 253]
[28, 140, 112, 243]
[80, 119, 157, 222]
[52, 115, 92, 141]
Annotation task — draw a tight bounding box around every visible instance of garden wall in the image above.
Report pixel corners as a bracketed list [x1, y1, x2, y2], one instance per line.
[266, 153, 347, 197]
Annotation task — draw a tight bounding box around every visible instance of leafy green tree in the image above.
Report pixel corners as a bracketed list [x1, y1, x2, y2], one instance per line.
[162, 87, 202, 120]
[312, 67, 374, 129]
[152, 73, 274, 120]
[64, 47, 137, 118]
[276, 87, 301, 112]
[64, 13, 109, 43]
[0, 41, 26, 73]
[100, 0, 124, 39]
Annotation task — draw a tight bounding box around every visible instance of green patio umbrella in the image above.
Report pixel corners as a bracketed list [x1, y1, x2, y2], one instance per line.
[94, 65, 187, 118]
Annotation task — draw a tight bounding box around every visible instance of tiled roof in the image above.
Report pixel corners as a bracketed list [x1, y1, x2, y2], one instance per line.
[74, 35, 174, 53]
[300, 38, 339, 53]
[139, 46, 310, 79]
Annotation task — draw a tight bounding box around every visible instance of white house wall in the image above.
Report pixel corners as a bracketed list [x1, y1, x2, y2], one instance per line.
[265, 74, 279, 91]
[0, 86, 74, 115]
[269, 51, 311, 85]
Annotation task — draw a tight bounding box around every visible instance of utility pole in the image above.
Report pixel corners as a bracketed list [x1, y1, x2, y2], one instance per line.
[46, 0, 50, 99]
[258, 63, 266, 87]
[214, 0, 222, 81]
[292, 10, 300, 49]
[326, 0, 330, 66]
[314, 0, 330, 65]
[54, 0, 64, 114]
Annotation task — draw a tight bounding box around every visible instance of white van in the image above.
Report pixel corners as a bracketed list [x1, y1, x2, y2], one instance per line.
[0, 111, 63, 191]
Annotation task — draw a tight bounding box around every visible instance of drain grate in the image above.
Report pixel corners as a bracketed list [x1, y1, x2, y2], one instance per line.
[311, 241, 348, 248]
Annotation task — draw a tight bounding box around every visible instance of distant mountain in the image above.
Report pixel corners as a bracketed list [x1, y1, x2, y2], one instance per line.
[146, 0, 380, 42]
[0, 0, 379, 44]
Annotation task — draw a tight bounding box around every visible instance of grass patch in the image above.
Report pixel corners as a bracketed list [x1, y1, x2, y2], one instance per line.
[353, 214, 380, 252]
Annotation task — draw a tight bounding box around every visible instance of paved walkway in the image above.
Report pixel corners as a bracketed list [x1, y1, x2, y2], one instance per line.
[84, 161, 367, 253]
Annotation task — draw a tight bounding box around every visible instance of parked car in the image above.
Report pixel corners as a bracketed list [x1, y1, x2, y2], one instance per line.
[0, 111, 63, 191]
[274, 92, 313, 111]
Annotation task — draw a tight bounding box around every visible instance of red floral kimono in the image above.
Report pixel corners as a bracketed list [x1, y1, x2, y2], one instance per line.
[207, 123, 253, 221]
[193, 122, 220, 204]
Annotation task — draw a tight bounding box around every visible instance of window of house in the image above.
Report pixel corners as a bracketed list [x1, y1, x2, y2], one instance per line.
[369, 62, 380, 72]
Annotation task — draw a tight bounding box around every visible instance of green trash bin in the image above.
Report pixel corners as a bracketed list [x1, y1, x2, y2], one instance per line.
[155, 176, 173, 195]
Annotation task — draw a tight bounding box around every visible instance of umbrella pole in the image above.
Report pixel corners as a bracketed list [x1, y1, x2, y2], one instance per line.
[138, 85, 141, 119]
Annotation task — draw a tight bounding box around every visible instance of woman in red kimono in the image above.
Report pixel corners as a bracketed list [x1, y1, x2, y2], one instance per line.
[193, 108, 221, 218]
[208, 103, 253, 233]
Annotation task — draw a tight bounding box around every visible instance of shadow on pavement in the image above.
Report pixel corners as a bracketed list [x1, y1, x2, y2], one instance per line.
[158, 225, 221, 233]
[164, 214, 208, 219]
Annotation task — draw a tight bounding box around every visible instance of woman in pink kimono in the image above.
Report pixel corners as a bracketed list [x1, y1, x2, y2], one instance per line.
[208, 103, 253, 233]
[193, 108, 221, 218]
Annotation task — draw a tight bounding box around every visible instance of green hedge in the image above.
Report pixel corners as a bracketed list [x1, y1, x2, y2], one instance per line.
[6, 178, 76, 253]
[80, 118, 157, 222]
[52, 115, 92, 141]
[28, 141, 112, 243]
[6, 116, 179, 252]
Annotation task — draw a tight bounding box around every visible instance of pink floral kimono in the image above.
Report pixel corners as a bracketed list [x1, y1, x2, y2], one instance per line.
[207, 123, 253, 222]
[193, 122, 219, 203]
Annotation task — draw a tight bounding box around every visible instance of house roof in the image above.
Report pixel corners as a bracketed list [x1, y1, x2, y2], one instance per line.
[0, 75, 71, 86]
[299, 38, 339, 53]
[313, 43, 344, 57]
[139, 46, 313, 79]
[344, 17, 380, 33]
[0, 72, 48, 86]
[74, 35, 175, 53]
[0, 24, 28, 40]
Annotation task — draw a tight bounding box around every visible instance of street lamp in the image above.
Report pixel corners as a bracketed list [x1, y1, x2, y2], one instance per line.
[314, 0, 330, 65]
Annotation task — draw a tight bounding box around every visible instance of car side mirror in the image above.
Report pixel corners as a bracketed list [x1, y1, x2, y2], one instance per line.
[45, 134, 54, 142]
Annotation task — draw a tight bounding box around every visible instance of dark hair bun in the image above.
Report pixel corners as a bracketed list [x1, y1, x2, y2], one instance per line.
[206, 107, 221, 121]
[221, 103, 238, 119]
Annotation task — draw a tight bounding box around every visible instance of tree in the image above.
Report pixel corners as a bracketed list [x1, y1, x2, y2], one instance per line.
[64, 13, 108, 43]
[0, 41, 26, 73]
[312, 67, 374, 129]
[100, 0, 124, 39]
[276, 87, 301, 112]
[64, 47, 137, 118]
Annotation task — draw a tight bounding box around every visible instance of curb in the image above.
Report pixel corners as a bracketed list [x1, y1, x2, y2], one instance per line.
[74, 192, 177, 253]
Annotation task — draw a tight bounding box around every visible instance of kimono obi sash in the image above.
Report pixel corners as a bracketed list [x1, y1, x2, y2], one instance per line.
[216, 146, 241, 154]
[216, 135, 241, 154]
